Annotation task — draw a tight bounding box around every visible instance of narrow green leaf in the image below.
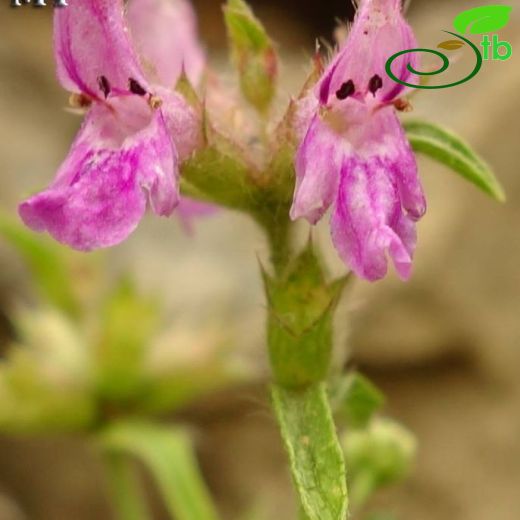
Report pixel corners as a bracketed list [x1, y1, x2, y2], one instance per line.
[272, 383, 348, 520]
[0, 214, 79, 316]
[103, 452, 152, 520]
[100, 422, 220, 520]
[404, 119, 505, 202]
[453, 5, 512, 34]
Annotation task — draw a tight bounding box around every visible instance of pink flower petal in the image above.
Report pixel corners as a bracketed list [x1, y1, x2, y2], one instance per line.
[19, 99, 178, 251]
[54, 0, 148, 98]
[350, 105, 426, 220]
[176, 198, 218, 234]
[290, 115, 344, 224]
[331, 157, 416, 281]
[156, 86, 203, 160]
[127, 0, 206, 88]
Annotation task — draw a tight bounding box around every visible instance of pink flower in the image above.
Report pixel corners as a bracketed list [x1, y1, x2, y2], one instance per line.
[127, 0, 206, 88]
[19, 0, 204, 251]
[291, 0, 426, 281]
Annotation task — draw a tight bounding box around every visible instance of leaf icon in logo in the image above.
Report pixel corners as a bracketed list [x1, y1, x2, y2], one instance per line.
[453, 5, 512, 34]
[437, 40, 466, 50]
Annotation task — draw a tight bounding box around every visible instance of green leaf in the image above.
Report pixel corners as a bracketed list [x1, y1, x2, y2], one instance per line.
[100, 421, 220, 520]
[365, 513, 397, 520]
[272, 384, 348, 520]
[453, 5, 512, 34]
[103, 453, 152, 520]
[437, 39, 465, 50]
[0, 214, 80, 316]
[332, 373, 384, 429]
[224, 0, 278, 113]
[0, 309, 95, 434]
[137, 332, 242, 415]
[95, 279, 159, 402]
[404, 119, 505, 202]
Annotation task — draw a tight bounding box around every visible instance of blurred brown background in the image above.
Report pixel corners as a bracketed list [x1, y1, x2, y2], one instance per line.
[1, 0, 519, 519]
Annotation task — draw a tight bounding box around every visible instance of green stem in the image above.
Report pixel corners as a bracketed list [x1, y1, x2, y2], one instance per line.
[103, 452, 152, 520]
[264, 215, 291, 276]
[263, 232, 349, 518]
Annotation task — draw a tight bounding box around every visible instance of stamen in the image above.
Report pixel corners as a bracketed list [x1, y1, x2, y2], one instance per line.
[98, 75, 111, 98]
[368, 74, 383, 96]
[394, 98, 413, 112]
[129, 78, 147, 96]
[69, 93, 92, 109]
[335, 80, 355, 100]
[148, 96, 163, 110]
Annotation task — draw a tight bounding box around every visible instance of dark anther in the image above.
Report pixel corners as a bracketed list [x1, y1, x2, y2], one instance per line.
[335, 80, 355, 100]
[129, 78, 147, 96]
[368, 74, 383, 96]
[98, 75, 111, 98]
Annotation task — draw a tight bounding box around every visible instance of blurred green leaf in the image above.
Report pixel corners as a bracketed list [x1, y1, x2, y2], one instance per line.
[139, 364, 239, 415]
[0, 309, 94, 434]
[95, 279, 159, 402]
[365, 513, 398, 520]
[103, 452, 153, 520]
[453, 5, 512, 34]
[100, 421, 220, 520]
[0, 214, 80, 316]
[132, 324, 246, 414]
[404, 119, 505, 202]
[272, 383, 348, 520]
[332, 373, 384, 429]
[224, 0, 278, 113]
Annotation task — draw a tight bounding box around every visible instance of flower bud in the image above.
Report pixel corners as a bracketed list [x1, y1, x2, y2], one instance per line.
[343, 418, 417, 506]
[224, 0, 278, 114]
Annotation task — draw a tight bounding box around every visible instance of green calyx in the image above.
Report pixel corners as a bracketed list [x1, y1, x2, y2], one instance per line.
[262, 241, 349, 388]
